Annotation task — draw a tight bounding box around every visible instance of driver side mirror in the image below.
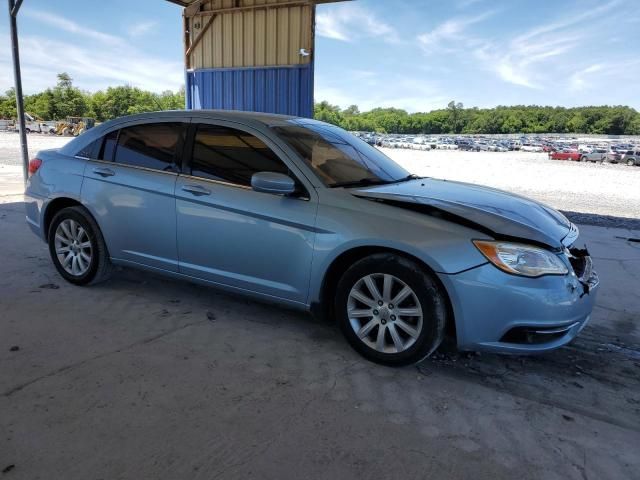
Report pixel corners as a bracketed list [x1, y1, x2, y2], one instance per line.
[251, 171, 296, 196]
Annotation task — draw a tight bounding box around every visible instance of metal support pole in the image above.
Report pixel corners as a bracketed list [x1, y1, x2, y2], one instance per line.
[8, 0, 29, 184]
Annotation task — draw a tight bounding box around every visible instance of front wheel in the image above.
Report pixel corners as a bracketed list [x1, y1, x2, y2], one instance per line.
[48, 206, 112, 285]
[335, 254, 447, 366]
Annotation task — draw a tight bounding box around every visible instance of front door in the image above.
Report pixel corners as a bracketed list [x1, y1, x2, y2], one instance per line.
[175, 122, 318, 304]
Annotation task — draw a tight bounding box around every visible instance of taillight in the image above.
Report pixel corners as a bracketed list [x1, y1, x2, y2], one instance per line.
[28, 158, 42, 177]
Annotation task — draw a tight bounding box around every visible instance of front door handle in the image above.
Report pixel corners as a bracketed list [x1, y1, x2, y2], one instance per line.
[181, 184, 211, 196]
[93, 167, 115, 177]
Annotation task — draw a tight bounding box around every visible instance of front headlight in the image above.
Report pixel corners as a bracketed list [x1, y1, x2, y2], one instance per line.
[473, 240, 568, 277]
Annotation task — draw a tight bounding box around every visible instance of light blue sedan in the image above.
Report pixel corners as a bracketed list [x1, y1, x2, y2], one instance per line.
[24, 111, 599, 366]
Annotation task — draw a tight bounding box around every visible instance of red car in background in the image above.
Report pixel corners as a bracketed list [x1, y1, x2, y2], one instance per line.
[549, 149, 581, 161]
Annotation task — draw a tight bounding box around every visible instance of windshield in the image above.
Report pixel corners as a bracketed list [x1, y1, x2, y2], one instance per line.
[272, 122, 410, 187]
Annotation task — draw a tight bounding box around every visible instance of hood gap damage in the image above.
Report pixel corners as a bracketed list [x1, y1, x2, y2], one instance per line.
[357, 196, 565, 252]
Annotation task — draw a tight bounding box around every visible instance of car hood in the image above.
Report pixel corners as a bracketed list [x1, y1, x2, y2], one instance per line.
[352, 178, 574, 249]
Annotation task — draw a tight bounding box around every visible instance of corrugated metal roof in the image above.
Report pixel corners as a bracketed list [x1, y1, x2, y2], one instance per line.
[184, 0, 315, 69]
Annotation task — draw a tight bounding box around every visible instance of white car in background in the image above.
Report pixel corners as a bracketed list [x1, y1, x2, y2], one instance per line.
[412, 137, 431, 150]
[521, 144, 544, 152]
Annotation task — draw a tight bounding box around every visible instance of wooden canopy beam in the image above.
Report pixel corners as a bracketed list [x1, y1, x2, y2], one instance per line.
[185, 12, 217, 67]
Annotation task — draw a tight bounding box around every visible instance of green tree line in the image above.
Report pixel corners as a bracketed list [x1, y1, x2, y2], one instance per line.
[0, 73, 185, 122]
[2, 73, 639, 134]
[315, 100, 640, 135]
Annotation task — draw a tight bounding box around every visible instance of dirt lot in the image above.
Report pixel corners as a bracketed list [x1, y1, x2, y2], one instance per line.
[1, 194, 639, 479]
[382, 148, 640, 222]
[1, 131, 640, 479]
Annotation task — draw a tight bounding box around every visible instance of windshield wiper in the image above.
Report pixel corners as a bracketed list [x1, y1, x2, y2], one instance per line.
[329, 177, 394, 188]
[388, 174, 423, 184]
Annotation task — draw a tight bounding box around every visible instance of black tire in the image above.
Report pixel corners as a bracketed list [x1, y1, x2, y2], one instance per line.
[335, 253, 447, 367]
[48, 206, 112, 285]
[627, 159, 635, 166]
[580, 156, 588, 162]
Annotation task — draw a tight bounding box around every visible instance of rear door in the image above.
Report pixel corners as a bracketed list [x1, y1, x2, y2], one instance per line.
[82, 120, 187, 272]
[174, 121, 318, 304]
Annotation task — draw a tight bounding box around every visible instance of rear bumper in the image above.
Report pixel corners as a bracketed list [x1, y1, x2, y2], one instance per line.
[439, 260, 599, 354]
[24, 191, 47, 241]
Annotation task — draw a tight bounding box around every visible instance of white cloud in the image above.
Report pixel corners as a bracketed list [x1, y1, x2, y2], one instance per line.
[0, 11, 183, 94]
[127, 21, 158, 38]
[315, 72, 447, 113]
[22, 10, 124, 46]
[316, 3, 399, 43]
[473, 0, 622, 89]
[568, 64, 604, 92]
[417, 11, 495, 54]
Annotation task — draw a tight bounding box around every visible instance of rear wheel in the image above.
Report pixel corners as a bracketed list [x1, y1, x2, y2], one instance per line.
[48, 206, 111, 285]
[627, 158, 635, 166]
[335, 254, 447, 366]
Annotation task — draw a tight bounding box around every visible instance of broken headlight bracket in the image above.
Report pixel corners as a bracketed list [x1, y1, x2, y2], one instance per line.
[567, 246, 595, 297]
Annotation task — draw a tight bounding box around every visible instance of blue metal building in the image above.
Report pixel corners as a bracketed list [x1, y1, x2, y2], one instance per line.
[173, 0, 344, 118]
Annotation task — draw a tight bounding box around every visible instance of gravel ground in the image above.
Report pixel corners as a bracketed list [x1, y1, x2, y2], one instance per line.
[0, 131, 70, 165]
[1, 198, 639, 480]
[383, 148, 640, 226]
[1, 131, 638, 228]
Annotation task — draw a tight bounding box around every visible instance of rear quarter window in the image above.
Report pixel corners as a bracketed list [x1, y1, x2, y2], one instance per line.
[75, 139, 100, 158]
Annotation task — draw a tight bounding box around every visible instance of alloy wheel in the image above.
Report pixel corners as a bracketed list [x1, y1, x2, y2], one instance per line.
[54, 219, 92, 276]
[347, 273, 423, 354]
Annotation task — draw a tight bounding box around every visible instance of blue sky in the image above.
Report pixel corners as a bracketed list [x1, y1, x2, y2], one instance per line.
[1, 0, 639, 112]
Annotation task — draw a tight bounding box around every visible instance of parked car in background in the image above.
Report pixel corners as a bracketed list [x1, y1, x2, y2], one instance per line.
[550, 149, 581, 161]
[521, 144, 544, 152]
[604, 149, 621, 163]
[580, 149, 607, 162]
[457, 140, 478, 151]
[578, 144, 594, 154]
[24, 110, 599, 366]
[16, 112, 54, 134]
[620, 149, 640, 166]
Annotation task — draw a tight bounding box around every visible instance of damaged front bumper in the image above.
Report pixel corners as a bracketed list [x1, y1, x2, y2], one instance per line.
[439, 246, 599, 354]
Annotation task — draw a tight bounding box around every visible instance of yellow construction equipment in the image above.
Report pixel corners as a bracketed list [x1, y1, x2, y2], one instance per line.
[54, 117, 96, 136]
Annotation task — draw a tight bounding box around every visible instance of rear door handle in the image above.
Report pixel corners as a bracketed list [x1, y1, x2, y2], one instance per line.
[181, 184, 211, 196]
[93, 167, 115, 177]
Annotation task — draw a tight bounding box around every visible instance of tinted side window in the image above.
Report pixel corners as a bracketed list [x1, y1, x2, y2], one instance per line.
[114, 123, 183, 171]
[191, 125, 288, 186]
[76, 139, 99, 158]
[99, 130, 118, 161]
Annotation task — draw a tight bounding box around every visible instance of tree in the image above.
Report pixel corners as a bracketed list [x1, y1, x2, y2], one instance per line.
[0, 88, 17, 118]
[56, 73, 73, 89]
[343, 104, 360, 116]
[49, 73, 88, 119]
[447, 100, 464, 133]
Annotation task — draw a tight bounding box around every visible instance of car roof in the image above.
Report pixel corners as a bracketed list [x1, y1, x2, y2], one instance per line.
[58, 110, 324, 157]
[96, 110, 331, 136]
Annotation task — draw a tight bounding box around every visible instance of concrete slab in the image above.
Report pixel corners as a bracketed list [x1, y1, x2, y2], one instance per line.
[1, 197, 639, 480]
